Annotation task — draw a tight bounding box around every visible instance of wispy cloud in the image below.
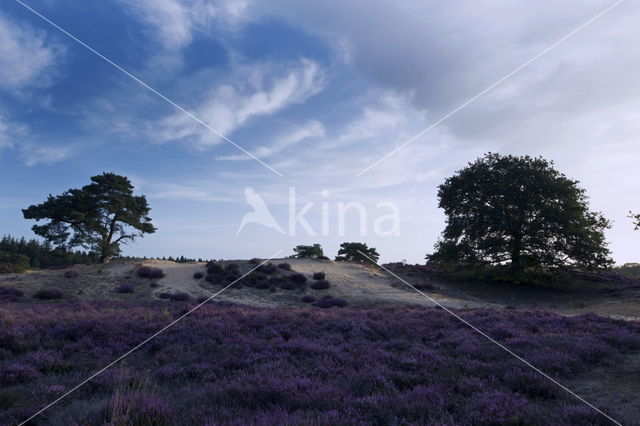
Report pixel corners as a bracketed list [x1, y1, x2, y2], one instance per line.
[153, 58, 324, 149]
[120, 0, 248, 50]
[21, 144, 72, 166]
[0, 12, 65, 91]
[217, 119, 325, 160]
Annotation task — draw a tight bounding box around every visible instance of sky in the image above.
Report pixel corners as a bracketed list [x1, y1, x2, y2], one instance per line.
[1, 0, 639, 264]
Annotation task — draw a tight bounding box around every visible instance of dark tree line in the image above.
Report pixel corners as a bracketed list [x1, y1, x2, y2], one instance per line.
[0, 235, 98, 269]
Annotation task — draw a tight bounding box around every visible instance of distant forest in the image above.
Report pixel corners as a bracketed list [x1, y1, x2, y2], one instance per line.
[0, 235, 201, 272]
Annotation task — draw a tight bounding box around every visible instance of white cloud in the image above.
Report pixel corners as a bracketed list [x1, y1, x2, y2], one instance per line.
[121, 0, 248, 50]
[22, 145, 71, 166]
[154, 58, 324, 148]
[0, 13, 64, 91]
[0, 115, 27, 150]
[217, 119, 325, 160]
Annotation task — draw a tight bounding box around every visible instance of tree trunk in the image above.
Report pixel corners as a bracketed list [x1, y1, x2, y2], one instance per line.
[511, 234, 522, 274]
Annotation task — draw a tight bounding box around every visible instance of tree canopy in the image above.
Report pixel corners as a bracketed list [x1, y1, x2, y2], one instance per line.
[427, 153, 612, 272]
[335, 242, 380, 264]
[293, 244, 325, 258]
[23, 173, 156, 262]
[630, 212, 640, 230]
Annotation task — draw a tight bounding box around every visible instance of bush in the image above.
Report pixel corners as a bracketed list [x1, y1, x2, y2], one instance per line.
[314, 296, 348, 308]
[33, 288, 63, 300]
[158, 292, 170, 299]
[293, 244, 324, 258]
[248, 258, 261, 264]
[335, 242, 380, 264]
[193, 272, 204, 279]
[138, 266, 165, 279]
[255, 281, 270, 290]
[0, 287, 24, 302]
[277, 263, 292, 271]
[169, 292, 190, 302]
[116, 284, 134, 293]
[0, 251, 30, 274]
[225, 263, 239, 271]
[301, 295, 316, 303]
[281, 281, 298, 290]
[312, 272, 325, 280]
[257, 263, 277, 274]
[149, 282, 159, 288]
[310, 280, 330, 290]
[64, 270, 79, 278]
[289, 273, 307, 284]
[206, 262, 224, 274]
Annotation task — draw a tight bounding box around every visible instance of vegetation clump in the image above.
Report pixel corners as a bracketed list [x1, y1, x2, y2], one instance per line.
[138, 266, 165, 279]
[289, 273, 307, 284]
[427, 153, 613, 276]
[312, 271, 325, 280]
[193, 272, 204, 279]
[33, 288, 63, 300]
[335, 242, 380, 264]
[0, 287, 24, 302]
[277, 263, 292, 271]
[293, 244, 324, 258]
[314, 296, 348, 308]
[64, 270, 79, 278]
[0, 251, 30, 274]
[116, 284, 134, 294]
[310, 280, 330, 290]
[22, 173, 156, 263]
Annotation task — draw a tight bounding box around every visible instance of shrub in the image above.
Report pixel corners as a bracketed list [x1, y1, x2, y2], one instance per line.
[257, 263, 277, 274]
[281, 281, 297, 290]
[335, 242, 380, 264]
[277, 263, 292, 271]
[314, 297, 348, 308]
[33, 288, 63, 300]
[289, 273, 307, 284]
[193, 272, 204, 279]
[225, 263, 239, 271]
[293, 244, 324, 258]
[138, 266, 165, 279]
[0, 287, 24, 302]
[255, 281, 270, 290]
[248, 258, 261, 264]
[310, 280, 330, 290]
[0, 251, 29, 274]
[206, 263, 224, 274]
[301, 295, 316, 303]
[149, 282, 159, 288]
[169, 292, 190, 302]
[64, 270, 79, 278]
[313, 272, 325, 280]
[158, 292, 171, 299]
[116, 284, 134, 294]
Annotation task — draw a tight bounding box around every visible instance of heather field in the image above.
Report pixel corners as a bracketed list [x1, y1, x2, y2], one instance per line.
[1, 300, 639, 425]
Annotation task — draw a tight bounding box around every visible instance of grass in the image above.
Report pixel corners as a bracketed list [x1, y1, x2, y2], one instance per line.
[0, 301, 637, 424]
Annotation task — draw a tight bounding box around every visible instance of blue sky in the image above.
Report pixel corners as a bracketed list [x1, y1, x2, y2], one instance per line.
[1, 0, 639, 264]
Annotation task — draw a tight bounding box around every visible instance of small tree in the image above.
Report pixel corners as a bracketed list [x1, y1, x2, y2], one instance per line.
[428, 153, 612, 272]
[630, 212, 640, 230]
[23, 173, 156, 263]
[293, 244, 324, 258]
[335, 242, 380, 264]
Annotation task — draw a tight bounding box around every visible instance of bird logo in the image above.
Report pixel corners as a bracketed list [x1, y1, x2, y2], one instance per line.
[236, 187, 285, 235]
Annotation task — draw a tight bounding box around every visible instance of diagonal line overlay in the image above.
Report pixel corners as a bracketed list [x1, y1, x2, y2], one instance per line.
[356, 250, 621, 425]
[14, 0, 283, 177]
[19, 252, 283, 425]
